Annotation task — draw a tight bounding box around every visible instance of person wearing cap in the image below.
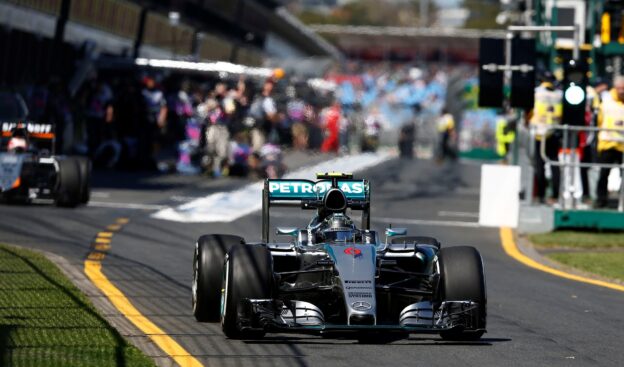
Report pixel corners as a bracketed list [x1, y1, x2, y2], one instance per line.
[141, 77, 167, 170]
[595, 76, 624, 208]
[248, 79, 278, 151]
[529, 73, 563, 204]
[205, 83, 233, 177]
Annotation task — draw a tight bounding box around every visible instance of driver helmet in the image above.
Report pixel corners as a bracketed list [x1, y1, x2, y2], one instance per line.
[8, 125, 28, 152]
[320, 213, 356, 242]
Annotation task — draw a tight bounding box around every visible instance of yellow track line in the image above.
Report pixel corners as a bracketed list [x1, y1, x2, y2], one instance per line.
[500, 227, 624, 293]
[84, 218, 203, 367]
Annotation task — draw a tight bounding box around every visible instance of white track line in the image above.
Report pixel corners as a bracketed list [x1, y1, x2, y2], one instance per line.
[437, 211, 479, 218]
[373, 216, 480, 228]
[88, 201, 169, 210]
[152, 152, 393, 223]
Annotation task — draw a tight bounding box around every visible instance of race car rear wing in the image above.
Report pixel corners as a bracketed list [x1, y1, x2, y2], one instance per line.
[262, 175, 371, 242]
[1, 122, 56, 153]
[1, 122, 55, 140]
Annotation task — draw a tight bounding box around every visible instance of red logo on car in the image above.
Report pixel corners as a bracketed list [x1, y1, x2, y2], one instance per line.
[344, 247, 362, 257]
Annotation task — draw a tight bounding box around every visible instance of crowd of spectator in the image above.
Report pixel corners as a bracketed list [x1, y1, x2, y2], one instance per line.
[8, 72, 346, 178]
[4, 62, 474, 176]
[326, 62, 458, 158]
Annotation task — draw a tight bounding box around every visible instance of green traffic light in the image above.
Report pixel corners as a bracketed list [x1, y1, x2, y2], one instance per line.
[564, 84, 585, 105]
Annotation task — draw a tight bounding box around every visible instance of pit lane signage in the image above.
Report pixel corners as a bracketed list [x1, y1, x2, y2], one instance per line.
[268, 180, 366, 200]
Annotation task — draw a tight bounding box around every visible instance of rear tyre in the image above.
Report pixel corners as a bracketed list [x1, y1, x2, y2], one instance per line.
[75, 157, 91, 204]
[221, 244, 272, 339]
[55, 158, 81, 208]
[192, 234, 244, 322]
[438, 246, 486, 341]
[391, 236, 440, 248]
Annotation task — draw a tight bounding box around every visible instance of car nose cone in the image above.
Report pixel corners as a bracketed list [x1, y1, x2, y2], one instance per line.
[352, 301, 372, 311]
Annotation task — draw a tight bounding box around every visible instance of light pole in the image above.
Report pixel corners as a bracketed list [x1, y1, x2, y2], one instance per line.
[168, 11, 180, 59]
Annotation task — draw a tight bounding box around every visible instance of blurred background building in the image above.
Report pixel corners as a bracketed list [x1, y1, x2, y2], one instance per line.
[0, 0, 342, 85]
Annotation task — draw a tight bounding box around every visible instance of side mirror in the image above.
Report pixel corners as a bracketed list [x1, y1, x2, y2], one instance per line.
[276, 227, 298, 236]
[385, 228, 407, 237]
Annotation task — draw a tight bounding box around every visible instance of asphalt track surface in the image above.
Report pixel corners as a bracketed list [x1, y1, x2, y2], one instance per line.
[1, 154, 623, 367]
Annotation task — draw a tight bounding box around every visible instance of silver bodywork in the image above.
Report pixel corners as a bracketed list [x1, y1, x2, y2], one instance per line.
[234, 177, 485, 335]
[238, 230, 481, 333]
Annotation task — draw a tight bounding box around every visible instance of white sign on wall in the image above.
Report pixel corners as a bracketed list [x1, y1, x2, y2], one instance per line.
[479, 164, 521, 228]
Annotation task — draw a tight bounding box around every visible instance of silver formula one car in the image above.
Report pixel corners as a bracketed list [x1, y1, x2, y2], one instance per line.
[192, 173, 486, 341]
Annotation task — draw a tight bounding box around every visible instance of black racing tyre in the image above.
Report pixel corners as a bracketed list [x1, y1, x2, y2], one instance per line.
[221, 244, 273, 339]
[192, 234, 244, 322]
[438, 246, 486, 341]
[75, 156, 91, 204]
[391, 236, 440, 249]
[55, 158, 82, 208]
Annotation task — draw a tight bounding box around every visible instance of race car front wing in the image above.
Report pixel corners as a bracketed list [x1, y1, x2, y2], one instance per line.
[237, 298, 484, 335]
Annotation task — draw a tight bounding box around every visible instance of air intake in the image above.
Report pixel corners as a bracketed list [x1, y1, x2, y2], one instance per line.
[323, 188, 347, 212]
[349, 314, 375, 325]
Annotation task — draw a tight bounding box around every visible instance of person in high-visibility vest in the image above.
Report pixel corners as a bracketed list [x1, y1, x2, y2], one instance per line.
[529, 74, 563, 204]
[595, 76, 624, 208]
[496, 112, 516, 161]
[437, 108, 457, 161]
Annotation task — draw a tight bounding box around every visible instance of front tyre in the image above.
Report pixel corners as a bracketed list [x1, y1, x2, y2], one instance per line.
[438, 246, 486, 341]
[221, 244, 272, 339]
[75, 157, 91, 204]
[56, 158, 81, 208]
[192, 234, 244, 322]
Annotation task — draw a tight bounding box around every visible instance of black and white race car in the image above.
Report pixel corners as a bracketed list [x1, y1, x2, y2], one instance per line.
[192, 173, 487, 341]
[0, 92, 90, 207]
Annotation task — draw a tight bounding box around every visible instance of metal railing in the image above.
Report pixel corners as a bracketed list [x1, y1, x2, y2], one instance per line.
[530, 124, 624, 211]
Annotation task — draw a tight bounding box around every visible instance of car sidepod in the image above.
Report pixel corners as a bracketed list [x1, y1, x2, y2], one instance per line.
[0, 153, 25, 193]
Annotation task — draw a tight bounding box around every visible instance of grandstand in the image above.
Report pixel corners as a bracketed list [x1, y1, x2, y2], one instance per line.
[0, 0, 341, 85]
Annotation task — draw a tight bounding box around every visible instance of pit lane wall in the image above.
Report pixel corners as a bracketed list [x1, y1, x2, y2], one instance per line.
[479, 164, 624, 233]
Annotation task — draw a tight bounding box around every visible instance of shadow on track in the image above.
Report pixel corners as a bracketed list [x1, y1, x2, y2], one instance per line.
[246, 335, 512, 347]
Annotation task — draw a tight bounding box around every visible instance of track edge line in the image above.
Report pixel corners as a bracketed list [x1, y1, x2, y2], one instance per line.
[499, 227, 624, 293]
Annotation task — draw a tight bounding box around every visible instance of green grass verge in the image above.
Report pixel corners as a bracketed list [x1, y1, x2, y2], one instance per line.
[0, 243, 155, 367]
[529, 231, 624, 250]
[546, 252, 624, 283]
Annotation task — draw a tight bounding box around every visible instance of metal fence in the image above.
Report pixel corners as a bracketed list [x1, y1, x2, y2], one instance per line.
[530, 124, 624, 211]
